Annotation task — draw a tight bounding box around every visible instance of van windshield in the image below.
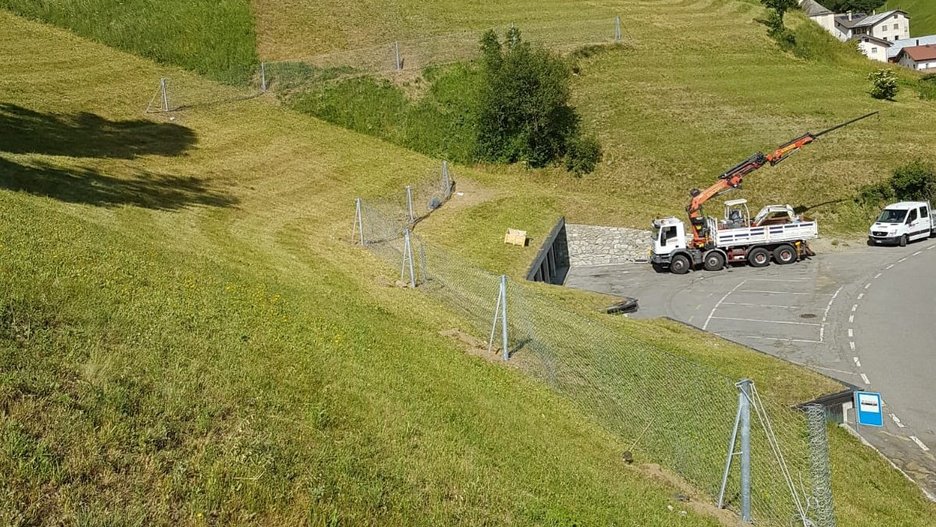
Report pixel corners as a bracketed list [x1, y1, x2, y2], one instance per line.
[877, 209, 907, 223]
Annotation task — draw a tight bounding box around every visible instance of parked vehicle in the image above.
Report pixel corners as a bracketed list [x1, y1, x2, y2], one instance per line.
[868, 201, 936, 246]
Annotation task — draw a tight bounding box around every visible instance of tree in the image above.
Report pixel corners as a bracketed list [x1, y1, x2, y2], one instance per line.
[868, 69, 898, 100]
[760, 0, 797, 47]
[761, 0, 797, 21]
[474, 28, 600, 173]
[824, 0, 886, 13]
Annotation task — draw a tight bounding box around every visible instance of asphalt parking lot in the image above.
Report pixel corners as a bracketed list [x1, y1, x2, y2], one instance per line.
[565, 240, 936, 498]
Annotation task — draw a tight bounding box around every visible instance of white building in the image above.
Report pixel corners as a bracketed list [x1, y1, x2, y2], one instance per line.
[887, 36, 936, 61]
[855, 35, 892, 62]
[896, 45, 936, 71]
[799, 2, 911, 61]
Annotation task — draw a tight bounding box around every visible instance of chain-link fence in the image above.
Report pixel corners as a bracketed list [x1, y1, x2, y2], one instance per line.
[350, 162, 835, 526]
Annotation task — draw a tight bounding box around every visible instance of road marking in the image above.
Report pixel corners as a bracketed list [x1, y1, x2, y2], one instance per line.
[848, 328, 854, 337]
[874, 272, 883, 279]
[898, 257, 907, 263]
[849, 341, 856, 351]
[849, 314, 854, 323]
[858, 293, 865, 300]
[745, 278, 810, 282]
[860, 373, 871, 385]
[702, 280, 747, 331]
[813, 365, 859, 375]
[864, 283, 871, 289]
[928, 245, 936, 250]
[886, 264, 895, 270]
[739, 290, 829, 295]
[852, 304, 858, 312]
[890, 413, 905, 428]
[722, 302, 796, 309]
[853, 356, 861, 367]
[710, 316, 821, 326]
[910, 436, 930, 452]
[913, 250, 922, 256]
[734, 335, 823, 344]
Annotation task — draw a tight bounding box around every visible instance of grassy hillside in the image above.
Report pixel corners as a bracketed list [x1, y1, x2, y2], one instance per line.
[0, 0, 257, 84]
[3, 5, 936, 526]
[888, 0, 936, 37]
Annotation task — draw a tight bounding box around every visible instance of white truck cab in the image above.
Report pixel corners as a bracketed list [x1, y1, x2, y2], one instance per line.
[868, 201, 936, 247]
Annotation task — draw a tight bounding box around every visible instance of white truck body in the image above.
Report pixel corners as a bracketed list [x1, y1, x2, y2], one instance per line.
[868, 201, 936, 246]
[714, 219, 818, 247]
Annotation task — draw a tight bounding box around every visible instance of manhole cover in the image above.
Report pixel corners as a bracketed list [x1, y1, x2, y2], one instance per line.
[800, 313, 817, 319]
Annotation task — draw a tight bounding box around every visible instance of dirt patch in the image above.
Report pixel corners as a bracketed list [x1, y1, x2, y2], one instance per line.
[635, 463, 741, 526]
[440, 328, 502, 363]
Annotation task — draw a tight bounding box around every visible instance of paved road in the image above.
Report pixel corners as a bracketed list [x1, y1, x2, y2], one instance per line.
[566, 240, 936, 498]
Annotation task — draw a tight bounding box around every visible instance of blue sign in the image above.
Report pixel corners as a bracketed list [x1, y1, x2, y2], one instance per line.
[855, 391, 883, 427]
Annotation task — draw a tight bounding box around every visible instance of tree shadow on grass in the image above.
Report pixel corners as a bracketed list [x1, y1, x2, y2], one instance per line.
[0, 103, 196, 159]
[0, 157, 238, 211]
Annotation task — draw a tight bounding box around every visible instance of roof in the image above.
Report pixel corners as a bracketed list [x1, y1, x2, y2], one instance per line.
[800, 0, 832, 17]
[724, 199, 748, 206]
[852, 34, 891, 47]
[885, 201, 930, 210]
[899, 45, 936, 62]
[888, 35, 936, 59]
[835, 10, 907, 30]
[835, 13, 868, 29]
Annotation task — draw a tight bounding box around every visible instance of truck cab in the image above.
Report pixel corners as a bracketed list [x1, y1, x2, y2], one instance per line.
[650, 217, 689, 269]
[868, 201, 935, 247]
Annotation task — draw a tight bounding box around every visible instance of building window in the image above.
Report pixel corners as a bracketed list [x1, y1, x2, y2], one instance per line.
[871, 47, 877, 53]
[893, 24, 899, 30]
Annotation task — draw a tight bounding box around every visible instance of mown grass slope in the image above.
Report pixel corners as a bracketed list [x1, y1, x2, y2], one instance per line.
[0, 0, 257, 84]
[887, 0, 936, 36]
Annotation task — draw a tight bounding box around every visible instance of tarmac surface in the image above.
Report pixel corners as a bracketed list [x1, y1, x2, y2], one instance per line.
[565, 239, 936, 499]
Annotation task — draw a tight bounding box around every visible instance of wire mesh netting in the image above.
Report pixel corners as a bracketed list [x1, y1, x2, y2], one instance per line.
[351, 166, 832, 526]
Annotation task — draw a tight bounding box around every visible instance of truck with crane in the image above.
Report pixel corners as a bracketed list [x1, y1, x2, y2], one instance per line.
[650, 112, 878, 274]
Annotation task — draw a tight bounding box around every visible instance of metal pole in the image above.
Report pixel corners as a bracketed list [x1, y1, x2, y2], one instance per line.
[260, 62, 267, 92]
[500, 275, 509, 361]
[394, 41, 402, 71]
[614, 16, 622, 42]
[739, 379, 753, 524]
[487, 284, 503, 354]
[160, 78, 169, 112]
[353, 198, 364, 245]
[406, 185, 415, 224]
[717, 400, 743, 509]
[401, 229, 416, 287]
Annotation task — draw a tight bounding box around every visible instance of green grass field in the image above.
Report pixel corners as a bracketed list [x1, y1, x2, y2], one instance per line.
[887, 0, 936, 37]
[3, 1, 936, 524]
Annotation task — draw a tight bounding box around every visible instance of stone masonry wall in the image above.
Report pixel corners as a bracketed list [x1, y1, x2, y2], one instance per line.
[565, 224, 652, 266]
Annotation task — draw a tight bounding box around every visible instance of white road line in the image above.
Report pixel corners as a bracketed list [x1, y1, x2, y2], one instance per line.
[913, 251, 922, 256]
[928, 245, 936, 251]
[710, 316, 821, 327]
[853, 357, 861, 367]
[849, 314, 855, 323]
[864, 283, 871, 289]
[852, 304, 858, 312]
[702, 280, 747, 331]
[890, 413, 906, 428]
[898, 257, 907, 263]
[739, 290, 830, 295]
[722, 302, 796, 309]
[813, 365, 859, 375]
[819, 287, 842, 343]
[860, 373, 871, 385]
[849, 341, 856, 351]
[874, 272, 882, 279]
[910, 436, 930, 452]
[734, 335, 823, 344]
[745, 278, 810, 282]
[886, 264, 895, 270]
[857, 293, 865, 300]
[848, 328, 854, 337]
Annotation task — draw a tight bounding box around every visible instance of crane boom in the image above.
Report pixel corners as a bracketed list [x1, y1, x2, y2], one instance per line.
[686, 112, 878, 246]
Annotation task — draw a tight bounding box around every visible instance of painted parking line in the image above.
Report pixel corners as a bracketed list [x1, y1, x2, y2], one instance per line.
[913, 251, 922, 256]
[911, 436, 931, 452]
[738, 290, 831, 295]
[744, 278, 811, 282]
[721, 302, 796, 309]
[890, 413, 906, 428]
[702, 280, 747, 331]
[853, 357, 861, 367]
[733, 334, 822, 344]
[860, 373, 871, 385]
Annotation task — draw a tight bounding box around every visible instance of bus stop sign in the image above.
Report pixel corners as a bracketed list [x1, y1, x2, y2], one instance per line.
[855, 391, 883, 427]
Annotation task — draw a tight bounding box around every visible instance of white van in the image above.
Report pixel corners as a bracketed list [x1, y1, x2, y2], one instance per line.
[868, 201, 936, 246]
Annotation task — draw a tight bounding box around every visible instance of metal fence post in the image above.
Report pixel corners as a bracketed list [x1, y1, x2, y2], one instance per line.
[441, 160, 451, 199]
[260, 62, 267, 92]
[401, 228, 416, 287]
[160, 77, 170, 112]
[394, 41, 402, 71]
[614, 16, 622, 42]
[807, 404, 836, 527]
[739, 379, 752, 524]
[500, 275, 509, 361]
[352, 198, 365, 245]
[406, 185, 415, 224]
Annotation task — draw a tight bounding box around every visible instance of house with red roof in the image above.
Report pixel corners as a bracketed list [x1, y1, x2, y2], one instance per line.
[896, 45, 936, 71]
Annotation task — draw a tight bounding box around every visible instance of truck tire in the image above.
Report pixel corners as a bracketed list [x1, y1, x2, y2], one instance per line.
[773, 244, 797, 265]
[899, 234, 908, 247]
[748, 247, 770, 268]
[703, 250, 726, 271]
[670, 254, 691, 275]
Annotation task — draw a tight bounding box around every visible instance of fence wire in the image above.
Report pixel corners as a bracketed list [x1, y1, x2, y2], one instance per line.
[353, 165, 825, 527]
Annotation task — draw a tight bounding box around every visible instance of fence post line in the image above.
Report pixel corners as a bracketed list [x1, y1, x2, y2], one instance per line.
[487, 281, 503, 355]
[352, 198, 365, 245]
[260, 62, 267, 92]
[500, 275, 509, 361]
[160, 77, 170, 112]
[807, 404, 837, 527]
[406, 185, 415, 224]
[739, 379, 753, 524]
[394, 41, 402, 71]
[614, 16, 622, 42]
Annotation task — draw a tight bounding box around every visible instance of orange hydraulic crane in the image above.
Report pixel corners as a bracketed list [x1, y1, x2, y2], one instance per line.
[686, 112, 879, 247]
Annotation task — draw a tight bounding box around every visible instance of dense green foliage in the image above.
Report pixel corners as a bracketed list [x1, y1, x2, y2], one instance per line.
[824, 0, 886, 13]
[0, 0, 257, 84]
[856, 160, 936, 204]
[869, 69, 899, 100]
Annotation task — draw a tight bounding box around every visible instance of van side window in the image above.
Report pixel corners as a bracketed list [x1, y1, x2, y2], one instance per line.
[920, 206, 928, 218]
[907, 209, 918, 223]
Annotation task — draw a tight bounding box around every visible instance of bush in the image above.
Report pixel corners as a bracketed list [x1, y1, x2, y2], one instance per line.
[856, 160, 936, 205]
[564, 135, 603, 175]
[918, 74, 936, 101]
[868, 69, 899, 100]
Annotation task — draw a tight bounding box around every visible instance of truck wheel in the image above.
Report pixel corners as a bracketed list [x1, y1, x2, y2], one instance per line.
[748, 247, 770, 268]
[773, 244, 797, 265]
[670, 254, 691, 275]
[899, 235, 908, 247]
[703, 250, 725, 271]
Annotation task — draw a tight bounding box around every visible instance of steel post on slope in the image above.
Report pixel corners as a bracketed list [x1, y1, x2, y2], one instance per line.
[739, 379, 753, 523]
[500, 275, 508, 361]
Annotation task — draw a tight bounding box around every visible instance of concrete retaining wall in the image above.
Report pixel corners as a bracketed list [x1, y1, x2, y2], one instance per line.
[566, 224, 652, 266]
